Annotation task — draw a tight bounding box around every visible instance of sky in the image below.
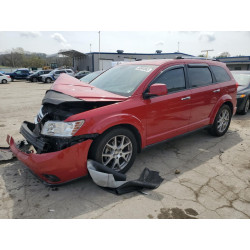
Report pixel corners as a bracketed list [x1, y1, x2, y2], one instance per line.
[1, 31, 250, 58]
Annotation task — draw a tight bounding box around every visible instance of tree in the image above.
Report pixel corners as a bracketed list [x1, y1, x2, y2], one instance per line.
[217, 52, 231, 58]
[198, 54, 205, 57]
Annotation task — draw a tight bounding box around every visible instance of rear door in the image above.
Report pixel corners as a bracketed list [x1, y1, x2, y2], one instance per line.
[187, 64, 221, 131]
[145, 65, 192, 145]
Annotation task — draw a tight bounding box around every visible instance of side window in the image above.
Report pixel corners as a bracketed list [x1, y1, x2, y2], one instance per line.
[210, 65, 231, 82]
[188, 67, 212, 88]
[152, 68, 186, 93]
[66, 70, 72, 73]
[15, 70, 22, 75]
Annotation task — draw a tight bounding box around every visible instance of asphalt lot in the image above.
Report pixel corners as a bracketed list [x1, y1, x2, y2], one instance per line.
[0, 80, 250, 219]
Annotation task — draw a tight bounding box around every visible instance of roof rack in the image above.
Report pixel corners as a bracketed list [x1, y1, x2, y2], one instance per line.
[176, 56, 219, 61]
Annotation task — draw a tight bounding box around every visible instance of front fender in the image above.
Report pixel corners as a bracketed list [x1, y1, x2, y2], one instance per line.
[76, 113, 146, 148]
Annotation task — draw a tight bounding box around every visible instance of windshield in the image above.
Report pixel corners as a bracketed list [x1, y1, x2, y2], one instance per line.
[80, 71, 103, 83]
[90, 65, 157, 96]
[232, 72, 250, 86]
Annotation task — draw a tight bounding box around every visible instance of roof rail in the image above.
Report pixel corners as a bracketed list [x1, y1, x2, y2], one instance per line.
[176, 56, 218, 61]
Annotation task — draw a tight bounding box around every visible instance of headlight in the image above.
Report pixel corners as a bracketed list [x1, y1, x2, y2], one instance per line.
[41, 120, 85, 137]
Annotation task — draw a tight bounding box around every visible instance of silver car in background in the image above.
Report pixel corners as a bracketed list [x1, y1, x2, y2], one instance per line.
[40, 69, 75, 83]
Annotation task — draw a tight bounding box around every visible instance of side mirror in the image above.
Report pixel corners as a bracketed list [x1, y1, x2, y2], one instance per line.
[144, 83, 168, 99]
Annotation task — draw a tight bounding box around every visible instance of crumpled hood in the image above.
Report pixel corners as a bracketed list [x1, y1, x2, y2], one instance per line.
[50, 73, 127, 102]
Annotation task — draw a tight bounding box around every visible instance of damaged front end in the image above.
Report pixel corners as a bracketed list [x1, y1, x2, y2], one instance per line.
[7, 89, 121, 185]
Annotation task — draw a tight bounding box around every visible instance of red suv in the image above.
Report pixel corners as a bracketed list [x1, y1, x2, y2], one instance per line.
[7, 58, 237, 184]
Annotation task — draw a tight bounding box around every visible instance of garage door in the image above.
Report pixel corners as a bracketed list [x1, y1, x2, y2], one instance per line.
[99, 59, 113, 71]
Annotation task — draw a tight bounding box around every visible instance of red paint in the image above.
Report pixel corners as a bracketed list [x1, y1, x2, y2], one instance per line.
[8, 135, 92, 184]
[7, 59, 237, 184]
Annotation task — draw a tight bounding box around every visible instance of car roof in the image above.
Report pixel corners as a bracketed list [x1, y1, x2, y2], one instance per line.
[231, 70, 250, 74]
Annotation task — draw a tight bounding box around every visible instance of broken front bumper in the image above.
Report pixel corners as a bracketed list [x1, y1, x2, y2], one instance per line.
[7, 135, 93, 185]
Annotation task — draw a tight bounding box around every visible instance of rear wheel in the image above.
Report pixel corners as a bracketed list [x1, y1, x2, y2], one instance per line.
[1, 79, 7, 84]
[89, 127, 138, 173]
[239, 98, 249, 115]
[209, 104, 232, 137]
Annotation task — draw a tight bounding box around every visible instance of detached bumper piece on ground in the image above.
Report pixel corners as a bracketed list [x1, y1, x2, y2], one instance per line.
[87, 160, 164, 195]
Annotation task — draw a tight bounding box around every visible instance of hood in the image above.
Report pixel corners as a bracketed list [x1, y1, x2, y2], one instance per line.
[50, 73, 127, 102]
[237, 85, 249, 93]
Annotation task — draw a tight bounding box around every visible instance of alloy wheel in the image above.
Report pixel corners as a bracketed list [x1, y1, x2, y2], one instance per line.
[245, 99, 249, 113]
[217, 109, 230, 133]
[101, 135, 133, 171]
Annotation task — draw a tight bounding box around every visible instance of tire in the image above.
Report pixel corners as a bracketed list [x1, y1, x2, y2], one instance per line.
[11, 78, 14, 82]
[1, 79, 7, 84]
[239, 98, 249, 115]
[89, 127, 138, 173]
[45, 78, 52, 83]
[209, 104, 232, 137]
[32, 77, 38, 82]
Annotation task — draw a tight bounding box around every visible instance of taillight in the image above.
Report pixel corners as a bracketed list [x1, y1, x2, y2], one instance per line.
[236, 82, 239, 89]
[7, 75, 10, 78]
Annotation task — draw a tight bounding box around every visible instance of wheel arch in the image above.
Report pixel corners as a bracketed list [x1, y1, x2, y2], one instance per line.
[89, 123, 142, 157]
[210, 96, 234, 124]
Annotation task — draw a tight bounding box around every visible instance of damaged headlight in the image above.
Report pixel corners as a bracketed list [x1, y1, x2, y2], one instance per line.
[41, 120, 85, 137]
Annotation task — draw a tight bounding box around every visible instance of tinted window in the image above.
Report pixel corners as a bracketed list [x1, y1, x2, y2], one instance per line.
[66, 70, 72, 73]
[188, 67, 212, 87]
[55, 70, 65, 74]
[211, 65, 231, 82]
[152, 68, 186, 93]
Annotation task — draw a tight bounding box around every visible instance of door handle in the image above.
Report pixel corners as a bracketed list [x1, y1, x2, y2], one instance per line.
[181, 96, 191, 101]
[213, 89, 221, 93]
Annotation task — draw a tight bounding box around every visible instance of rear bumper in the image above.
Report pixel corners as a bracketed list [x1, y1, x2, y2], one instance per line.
[7, 135, 92, 185]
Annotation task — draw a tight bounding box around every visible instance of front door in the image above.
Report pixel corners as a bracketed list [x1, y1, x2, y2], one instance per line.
[145, 66, 191, 145]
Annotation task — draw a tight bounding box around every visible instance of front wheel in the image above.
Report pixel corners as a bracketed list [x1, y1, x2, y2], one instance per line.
[89, 127, 138, 173]
[239, 98, 249, 115]
[32, 77, 38, 82]
[209, 104, 232, 137]
[1, 79, 7, 84]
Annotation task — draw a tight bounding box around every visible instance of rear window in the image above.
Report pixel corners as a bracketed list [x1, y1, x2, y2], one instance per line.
[66, 70, 72, 73]
[188, 67, 213, 87]
[211, 65, 231, 82]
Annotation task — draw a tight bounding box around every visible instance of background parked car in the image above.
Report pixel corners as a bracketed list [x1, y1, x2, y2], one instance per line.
[231, 71, 250, 115]
[0, 73, 11, 84]
[6, 68, 30, 81]
[27, 70, 52, 82]
[80, 70, 103, 83]
[74, 71, 90, 79]
[40, 69, 75, 83]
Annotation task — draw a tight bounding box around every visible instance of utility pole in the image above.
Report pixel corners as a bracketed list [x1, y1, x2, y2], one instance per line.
[90, 43, 92, 52]
[98, 31, 101, 70]
[201, 49, 214, 58]
[178, 42, 180, 52]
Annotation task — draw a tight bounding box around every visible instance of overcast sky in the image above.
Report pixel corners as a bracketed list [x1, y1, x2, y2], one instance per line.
[1, 31, 250, 58]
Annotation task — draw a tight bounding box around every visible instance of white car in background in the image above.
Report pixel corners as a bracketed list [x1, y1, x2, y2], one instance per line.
[0, 73, 11, 84]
